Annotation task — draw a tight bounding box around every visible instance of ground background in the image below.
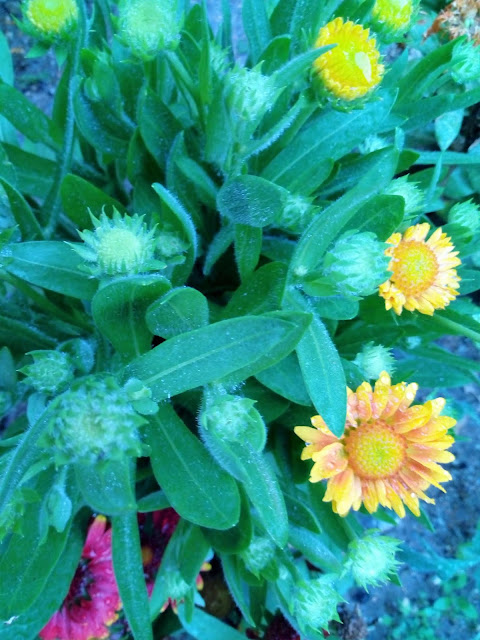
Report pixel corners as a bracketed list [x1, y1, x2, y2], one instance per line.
[1, 2, 479, 638]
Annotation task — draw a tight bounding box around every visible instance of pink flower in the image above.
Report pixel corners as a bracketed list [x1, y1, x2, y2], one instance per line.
[40, 516, 121, 640]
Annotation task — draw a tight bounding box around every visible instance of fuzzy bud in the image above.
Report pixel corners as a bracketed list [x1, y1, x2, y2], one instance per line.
[20, 350, 74, 394]
[46, 376, 145, 465]
[448, 199, 480, 234]
[241, 536, 276, 578]
[72, 208, 166, 277]
[384, 176, 424, 217]
[118, 0, 181, 60]
[276, 194, 316, 235]
[200, 393, 266, 451]
[23, 0, 78, 40]
[451, 39, 480, 84]
[293, 575, 342, 636]
[226, 66, 279, 137]
[348, 531, 401, 590]
[323, 231, 391, 297]
[353, 342, 396, 380]
[371, 0, 417, 40]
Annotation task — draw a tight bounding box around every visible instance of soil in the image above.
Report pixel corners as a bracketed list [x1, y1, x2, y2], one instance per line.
[1, 3, 480, 640]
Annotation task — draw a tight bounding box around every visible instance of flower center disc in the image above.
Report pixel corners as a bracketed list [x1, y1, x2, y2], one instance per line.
[390, 241, 438, 295]
[345, 422, 405, 479]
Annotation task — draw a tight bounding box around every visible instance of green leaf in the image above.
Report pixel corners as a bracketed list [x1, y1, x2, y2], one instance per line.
[1, 142, 57, 200]
[200, 425, 288, 547]
[272, 46, 335, 86]
[242, 0, 272, 63]
[222, 262, 288, 319]
[344, 194, 405, 240]
[0, 80, 57, 148]
[151, 182, 197, 285]
[218, 175, 286, 228]
[0, 178, 42, 240]
[5, 241, 98, 300]
[235, 224, 262, 281]
[138, 88, 181, 170]
[146, 287, 209, 339]
[0, 512, 85, 640]
[0, 471, 72, 619]
[124, 313, 310, 400]
[289, 291, 346, 437]
[256, 352, 311, 406]
[203, 224, 235, 276]
[203, 488, 252, 553]
[459, 268, 480, 295]
[137, 491, 170, 513]
[92, 274, 171, 358]
[112, 512, 153, 640]
[146, 405, 240, 529]
[305, 293, 359, 321]
[74, 458, 137, 515]
[220, 554, 257, 626]
[435, 109, 464, 151]
[398, 87, 480, 132]
[290, 146, 399, 276]
[179, 605, 247, 640]
[60, 173, 127, 229]
[262, 91, 396, 193]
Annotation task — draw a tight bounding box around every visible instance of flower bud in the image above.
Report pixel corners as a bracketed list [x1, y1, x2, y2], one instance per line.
[448, 199, 480, 234]
[200, 393, 266, 451]
[371, 0, 417, 40]
[384, 176, 424, 217]
[20, 350, 74, 394]
[72, 208, 166, 277]
[353, 342, 396, 380]
[347, 532, 401, 590]
[323, 231, 391, 297]
[156, 230, 189, 261]
[293, 575, 342, 636]
[118, 0, 181, 60]
[46, 376, 145, 464]
[275, 194, 316, 235]
[451, 39, 480, 84]
[241, 536, 276, 578]
[23, 0, 78, 40]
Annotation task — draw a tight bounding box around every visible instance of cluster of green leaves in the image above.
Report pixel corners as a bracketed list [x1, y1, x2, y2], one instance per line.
[0, 0, 480, 638]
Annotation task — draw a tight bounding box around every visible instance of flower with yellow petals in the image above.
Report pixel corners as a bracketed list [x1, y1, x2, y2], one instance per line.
[294, 372, 455, 518]
[379, 223, 461, 315]
[313, 17, 384, 101]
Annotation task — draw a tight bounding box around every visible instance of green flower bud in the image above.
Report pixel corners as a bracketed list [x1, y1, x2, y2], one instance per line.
[47, 376, 145, 464]
[20, 350, 74, 394]
[226, 66, 279, 137]
[371, 0, 418, 41]
[241, 536, 276, 578]
[323, 231, 391, 297]
[448, 199, 480, 233]
[72, 208, 166, 277]
[200, 393, 266, 451]
[451, 39, 480, 84]
[293, 575, 342, 636]
[276, 194, 316, 235]
[118, 0, 182, 60]
[156, 230, 189, 260]
[384, 176, 424, 217]
[347, 531, 401, 590]
[23, 0, 78, 41]
[353, 342, 396, 380]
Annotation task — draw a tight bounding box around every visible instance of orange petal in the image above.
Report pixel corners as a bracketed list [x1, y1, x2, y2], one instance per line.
[385, 483, 406, 518]
[362, 480, 379, 513]
[311, 442, 348, 479]
[394, 404, 433, 433]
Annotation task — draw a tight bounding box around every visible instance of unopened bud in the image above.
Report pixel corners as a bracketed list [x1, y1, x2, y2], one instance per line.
[348, 531, 401, 590]
[20, 350, 74, 394]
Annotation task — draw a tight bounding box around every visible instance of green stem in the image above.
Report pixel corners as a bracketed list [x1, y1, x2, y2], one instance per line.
[0, 272, 92, 332]
[44, 0, 87, 238]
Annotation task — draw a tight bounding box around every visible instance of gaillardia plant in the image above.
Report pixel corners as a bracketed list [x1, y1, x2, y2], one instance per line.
[0, 0, 479, 638]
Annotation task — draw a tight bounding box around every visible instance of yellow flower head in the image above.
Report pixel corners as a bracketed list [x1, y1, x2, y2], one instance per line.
[379, 223, 461, 315]
[313, 17, 384, 101]
[295, 372, 456, 518]
[372, 0, 415, 32]
[25, 0, 78, 37]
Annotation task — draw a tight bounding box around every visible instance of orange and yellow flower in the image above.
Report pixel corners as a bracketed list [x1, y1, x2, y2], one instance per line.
[379, 223, 461, 315]
[313, 17, 384, 101]
[294, 372, 455, 518]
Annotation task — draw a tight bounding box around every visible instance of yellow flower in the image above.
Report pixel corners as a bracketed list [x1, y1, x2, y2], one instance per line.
[295, 372, 455, 518]
[379, 223, 461, 315]
[372, 0, 415, 32]
[313, 17, 384, 101]
[25, 0, 78, 36]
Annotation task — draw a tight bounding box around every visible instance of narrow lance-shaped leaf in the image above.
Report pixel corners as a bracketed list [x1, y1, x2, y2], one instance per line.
[112, 512, 153, 640]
